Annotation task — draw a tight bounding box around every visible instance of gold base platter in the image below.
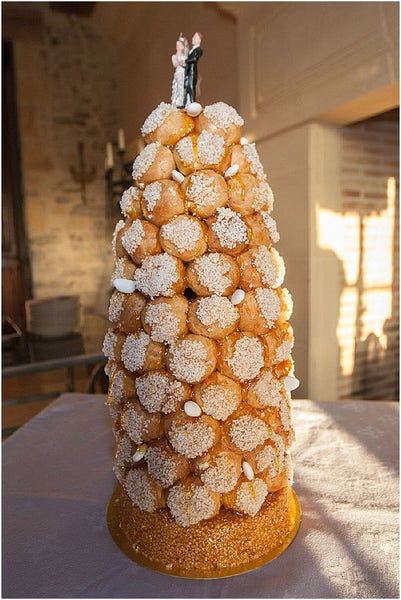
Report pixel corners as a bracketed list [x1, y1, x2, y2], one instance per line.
[106, 484, 301, 579]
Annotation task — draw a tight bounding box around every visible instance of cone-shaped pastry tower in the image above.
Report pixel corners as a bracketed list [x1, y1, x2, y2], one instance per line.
[104, 100, 300, 577]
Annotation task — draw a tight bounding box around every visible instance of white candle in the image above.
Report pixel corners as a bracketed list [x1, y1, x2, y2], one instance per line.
[106, 142, 114, 169]
[118, 128, 125, 151]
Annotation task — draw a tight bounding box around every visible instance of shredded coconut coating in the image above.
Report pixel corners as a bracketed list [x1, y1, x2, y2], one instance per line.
[108, 291, 124, 324]
[281, 288, 293, 318]
[169, 339, 209, 383]
[242, 143, 265, 181]
[133, 254, 180, 298]
[235, 478, 268, 517]
[141, 102, 174, 136]
[136, 372, 169, 413]
[132, 142, 160, 180]
[254, 181, 274, 211]
[161, 217, 203, 253]
[120, 186, 140, 217]
[113, 435, 132, 483]
[271, 247, 285, 287]
[203, 102, 244, 130]
[111, 257, 134, 285]
[176, 131, 225, 166]
[276, 339, 293, 363]
[121, 331, 150, 372]
[121, 220, 145, 254]
[200, 384, 239, 421]
[143, 303, 180, 344]
[255, 444, 278, 476]
[229, 415, 269, 451]
[212, 207, 248, 249]
[186, 172, 220, 208]
[193, 254, 232, 295]
[196, 296, 238, 328]
[124, 468, 158, 512]
[102, 329, 117, 360]
[260, 211, 279, 243]
[143, 181, 162, 213]
[255, 287, 281, 328]
[252, 245, 278, 287]
[169, 421, 215, 458]
[145, 446, 179, 488]
[200, 455, 240, 492]
[252, 370, 283, 407]
[112, 219, 125, 256]
[108, 370, 125, 419]
[162, 380, 187, 414]
[227, 336, 265, 381]
[121, 404, 145, 445]
[167, 482, 218, 526]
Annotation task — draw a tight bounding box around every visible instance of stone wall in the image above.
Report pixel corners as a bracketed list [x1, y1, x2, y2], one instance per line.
[14, 8, 119, 351]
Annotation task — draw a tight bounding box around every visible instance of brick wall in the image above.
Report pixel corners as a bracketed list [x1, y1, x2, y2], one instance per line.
[14, 9, 119, 352]
[338, 113, 399, 400]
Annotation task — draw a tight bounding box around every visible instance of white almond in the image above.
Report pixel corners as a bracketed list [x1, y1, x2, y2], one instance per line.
[186, 102, 203, 117]
[171, 169, 185, 183]
[284, 375, 300, 392]
[184, 400, 202, 418]
[240, 137, 249, 145]
[242, 461, 254, 480]
[230, 289, 245, 305]
[133, 443, 148, 462]
[224, 164, 240, 179]
[113, 278, 136, 293]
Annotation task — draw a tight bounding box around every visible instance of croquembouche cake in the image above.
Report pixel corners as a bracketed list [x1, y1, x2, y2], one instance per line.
[104, 35, 300, 578]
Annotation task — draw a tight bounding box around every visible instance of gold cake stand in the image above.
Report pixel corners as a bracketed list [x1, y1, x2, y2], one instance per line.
[107, 485, 301, 579]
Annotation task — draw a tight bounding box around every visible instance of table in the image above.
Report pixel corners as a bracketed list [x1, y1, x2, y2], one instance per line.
[2, 394, 399, 598]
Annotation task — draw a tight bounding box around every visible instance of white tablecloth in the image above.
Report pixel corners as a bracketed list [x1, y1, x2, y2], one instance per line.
[2, 394, 399, 598]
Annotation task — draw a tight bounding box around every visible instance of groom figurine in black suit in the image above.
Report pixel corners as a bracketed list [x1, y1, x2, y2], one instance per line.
[183, 32, 203, 107]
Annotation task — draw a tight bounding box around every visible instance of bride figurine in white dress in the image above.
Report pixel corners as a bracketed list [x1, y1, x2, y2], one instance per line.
[171, 34, 189, 108]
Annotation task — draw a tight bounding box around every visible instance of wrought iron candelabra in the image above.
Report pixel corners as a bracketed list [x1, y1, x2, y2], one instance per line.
[104, 130, 132, 217]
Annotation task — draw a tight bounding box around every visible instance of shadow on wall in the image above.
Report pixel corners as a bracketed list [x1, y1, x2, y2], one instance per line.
[317, 174, 399, 401]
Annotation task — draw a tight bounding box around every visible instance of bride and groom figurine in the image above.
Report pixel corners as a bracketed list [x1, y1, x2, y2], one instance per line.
[171, 32, 203, 109]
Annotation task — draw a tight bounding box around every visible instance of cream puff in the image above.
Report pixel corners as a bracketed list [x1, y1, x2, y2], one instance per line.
[246, 368, 285, 410]
[173, 131, 230, 175]
[121, 330, 165, 374]
[243, 211, 279, 247]
[217, 332, 266, 382]
[124, 465, 166, 511]
[182, 169, 228, 218]
[133, 253, 186, 299]
[141, 294, 188, 344]
[144, 439, 191, 488]
[221, 476, 268, 517]
[195, 446, 242, 493]
[132, 141, 175, 184]
[238, 288, 282, 335]
[141, 180, 185, 226]
[196, 102, 243, 145]
[121, 399, 163, 445]
[121, 219, 160, 265]
[107, 366, 137, 420]
[120, 186, 143, 220]
[206, 207, 249, 256]
[159, 215, 207, 261]
[111, 257, 137, 285]
[188, 295, 239, 339]
[135, 370, 191, 415]
[167, 475, 221, 526]
[167, 334, 217, 384]
[193, 372, 242, 421]
[227, 174, 271, 216]
[186, 252, 240, 297]
[109, 290, 147, 335]
[141, 102, 195, 146]
[165, 412, 220, 459]
[238, 245, 285, 290]
[229, 142, 266, 182]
